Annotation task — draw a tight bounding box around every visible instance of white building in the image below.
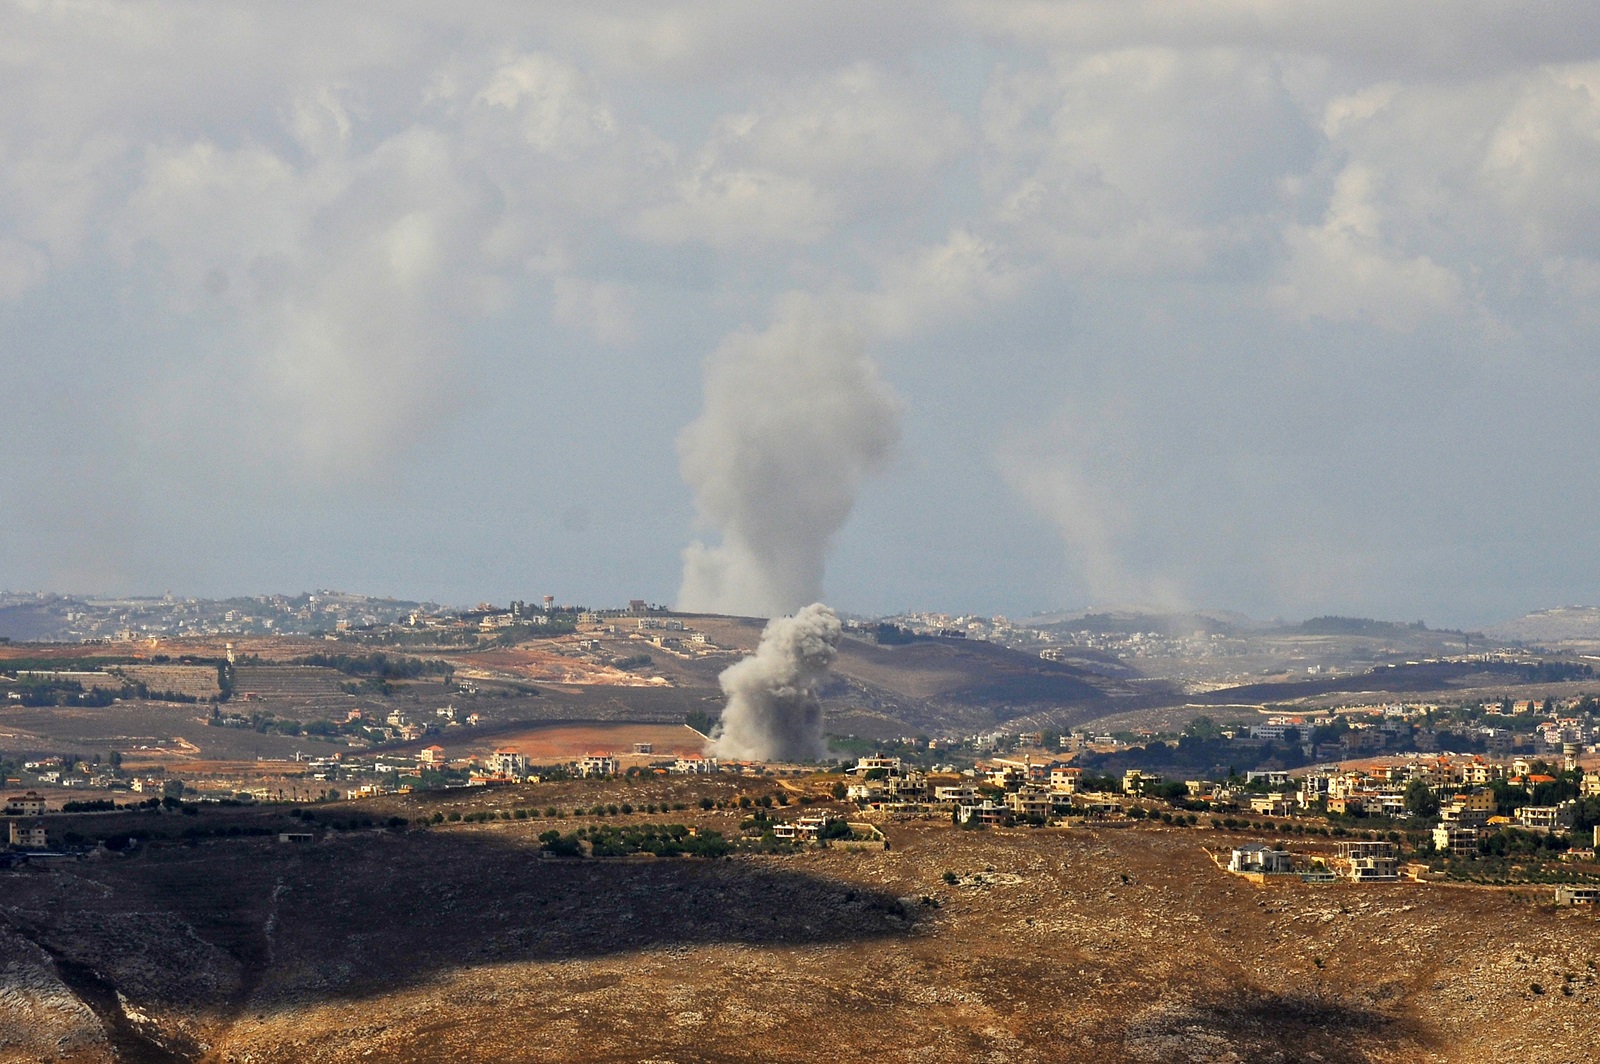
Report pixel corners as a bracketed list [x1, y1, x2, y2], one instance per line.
[577, 754, 619, 778]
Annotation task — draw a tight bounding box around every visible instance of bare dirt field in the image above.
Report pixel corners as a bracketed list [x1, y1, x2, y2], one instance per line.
[437, 721, 708, 761]
[5, 780, 1600, 1064]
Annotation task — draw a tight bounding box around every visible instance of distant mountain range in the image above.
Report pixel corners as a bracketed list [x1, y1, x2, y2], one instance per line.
[1484, 606, 1600, 644]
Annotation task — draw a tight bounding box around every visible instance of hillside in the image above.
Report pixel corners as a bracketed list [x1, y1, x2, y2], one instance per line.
[668, 614, 1158, 736]
[4, 782, 1599, 1062]
[1488, 607, 1600, 646]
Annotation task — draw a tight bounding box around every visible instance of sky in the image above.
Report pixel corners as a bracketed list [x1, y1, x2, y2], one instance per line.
[3, 2, 1600, 628]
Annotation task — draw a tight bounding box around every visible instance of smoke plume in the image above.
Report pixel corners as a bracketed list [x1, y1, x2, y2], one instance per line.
[677, 298, 900, 617]
[706, 602, 842, 762]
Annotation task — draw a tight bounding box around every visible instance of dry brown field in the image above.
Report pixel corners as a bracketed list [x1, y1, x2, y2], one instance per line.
[5, 778, 1600, 1064]
[438, 721, 708, 762]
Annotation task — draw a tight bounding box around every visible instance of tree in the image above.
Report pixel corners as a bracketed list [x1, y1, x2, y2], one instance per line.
[1404, 778, 1439, 819]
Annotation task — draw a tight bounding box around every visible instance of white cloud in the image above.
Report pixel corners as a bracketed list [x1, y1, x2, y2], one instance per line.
[981, 46, 1316, 278]
[635, 166, 838, 247]
[866, 228, 1026, 339]
[1270, 166, 1464, 331]
[636, 62, 964, 248]
[1, 2, 1599, 620]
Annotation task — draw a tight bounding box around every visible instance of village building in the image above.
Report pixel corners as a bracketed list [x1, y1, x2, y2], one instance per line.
[770, 813, 835, 842]
[1006, 786, 1055, 820]
[8, 821, 47, 849]
[851, 755, 903, 776]
[1227, 842, 1292, 875]
[1515, 801, 1576, 834]
[955, 800, 1010, 827]
[1440, 789, 1497, 827]
[487, 748, 528, 778]
[1049, 767, 1083, 794]
[1433, 824, 1481, 856]
[4, 791, 47, 816]
[1248, 794, 1294, 817]
[1336, 841, 1399, 882]
[577, 754, 619, 778]
[1556, 886, 1600, 905]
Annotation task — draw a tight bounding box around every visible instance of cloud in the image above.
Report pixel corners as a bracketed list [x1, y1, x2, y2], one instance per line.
[636, 62, 965, 248]
[981, 45, 1317, 278]
[1269, 165, 1464, 331]
[1, 3, 1599, 622]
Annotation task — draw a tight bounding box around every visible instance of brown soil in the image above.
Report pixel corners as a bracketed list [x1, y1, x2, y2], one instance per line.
[4, 784, 1599, 1063]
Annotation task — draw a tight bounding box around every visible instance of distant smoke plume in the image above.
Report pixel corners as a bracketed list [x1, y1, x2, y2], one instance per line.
[677, 298, 900, 617]
[706, 602, 841, 762]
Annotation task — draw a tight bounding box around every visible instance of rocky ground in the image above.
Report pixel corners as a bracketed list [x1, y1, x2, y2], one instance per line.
[3, 788, 1599, 1063]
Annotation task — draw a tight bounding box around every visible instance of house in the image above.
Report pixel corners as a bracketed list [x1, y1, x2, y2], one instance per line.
[1123, 769, 1158, 795]
[1440, 789, 1496, 827]
[771, 813, 835, 842]
[934, 784, 980, 804]
[1227, 842, 1292, 874]
[418, 745, 447, 767]
[1516, 801, 1576, 834]
[4, 792, 46, 816]
[851, 756, 902, 776]
[955, 800, 1011, 827]
[1433, 824, 1481, 856]
[8, 821, 47, 849]
[278, 832, 314, 844]
[1336, 841, 1399, 881]
[846, 779, 885, 802]
[577, 754, 618, 778]
[988, 761, 1028, 789]
[1049, 767, 1083, 794]
[885, 772, 926, 800]
[670, 757, 717, 775]
[1555, 886, 1600, 905]
[1248, 795, 1294, 817]
[1006, 786, 1054, 820]
[487, 748, 528, 778]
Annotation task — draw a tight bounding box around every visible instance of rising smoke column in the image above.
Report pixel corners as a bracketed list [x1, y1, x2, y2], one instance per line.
[677, 298, 900, 617]
[706, 603, 842, 762]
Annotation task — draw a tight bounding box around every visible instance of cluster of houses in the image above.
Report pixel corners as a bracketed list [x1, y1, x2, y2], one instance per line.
[4, 791, 49, 851]
[1225, 839, 1400, 883]
[837, 749, 1600, 851]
